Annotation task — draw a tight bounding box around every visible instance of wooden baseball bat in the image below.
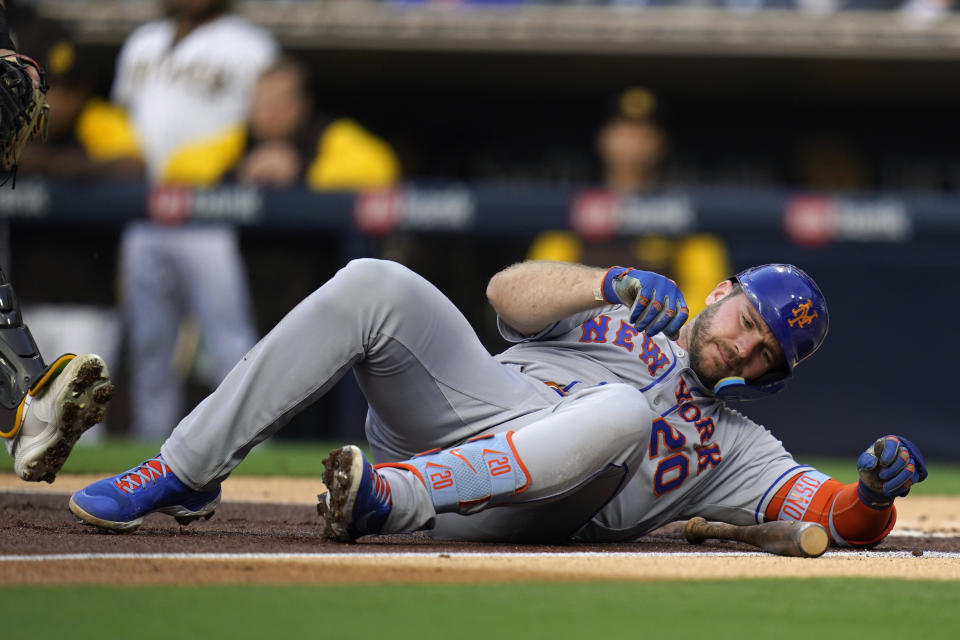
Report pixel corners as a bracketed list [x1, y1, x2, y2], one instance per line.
[684, 517, 829, 558]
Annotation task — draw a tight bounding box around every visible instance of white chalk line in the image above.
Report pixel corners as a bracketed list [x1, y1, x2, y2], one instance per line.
[890, 529, 960, 538]
[3, 550, 960, 562]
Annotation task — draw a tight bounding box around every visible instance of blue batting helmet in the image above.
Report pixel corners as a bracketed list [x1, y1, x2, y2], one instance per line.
[713, 264, 829, 401]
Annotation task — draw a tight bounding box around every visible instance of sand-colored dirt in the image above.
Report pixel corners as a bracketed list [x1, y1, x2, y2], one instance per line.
[6, 553, 960, 585]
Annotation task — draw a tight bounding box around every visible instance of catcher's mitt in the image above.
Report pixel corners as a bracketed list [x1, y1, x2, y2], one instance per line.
[0, 53, 49, 182]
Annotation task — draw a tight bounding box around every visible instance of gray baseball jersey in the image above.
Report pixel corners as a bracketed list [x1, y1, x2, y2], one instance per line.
[492, 306, 815, 541]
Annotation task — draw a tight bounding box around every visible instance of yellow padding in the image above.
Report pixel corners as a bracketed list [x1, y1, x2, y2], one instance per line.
[48, 40, 76, 77]
[0, 354, 75, 439]
[527, 231, 583, 264]
[75, 99, 143, 161]
[673, 234, 731, 317]
[161, 125, 247, 187]
[307, 118, 400, 190]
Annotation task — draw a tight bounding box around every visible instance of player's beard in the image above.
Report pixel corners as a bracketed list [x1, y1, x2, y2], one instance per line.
[686, 302, 736, 390]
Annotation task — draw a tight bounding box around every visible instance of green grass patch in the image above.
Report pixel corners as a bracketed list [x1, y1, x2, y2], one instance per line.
[1, 579, 957, 639]
[0, 438, 357, 478]
[802, 457, 958, 495]
[1, 439, 957, 494]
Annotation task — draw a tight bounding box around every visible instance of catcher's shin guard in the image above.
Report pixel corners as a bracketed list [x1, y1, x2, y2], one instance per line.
[400, 431, 531, 515]
[0, 269, 56, 438]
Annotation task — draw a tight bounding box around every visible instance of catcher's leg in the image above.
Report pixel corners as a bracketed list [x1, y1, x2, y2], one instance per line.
[0, 270, 114, 481]
[0, 269, 48, 429]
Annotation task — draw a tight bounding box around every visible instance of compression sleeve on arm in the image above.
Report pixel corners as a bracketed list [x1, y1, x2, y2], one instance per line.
[764, 471, 896, 548]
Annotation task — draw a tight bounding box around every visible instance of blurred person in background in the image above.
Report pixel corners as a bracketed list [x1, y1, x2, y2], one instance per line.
[233, 56, 399, 191]
[595, 87, 666, 195]
[228, 55, 401, 445]
[111, 0, 277, 440]
[529, 87, 730, 317]
[14, 12, 144, 180]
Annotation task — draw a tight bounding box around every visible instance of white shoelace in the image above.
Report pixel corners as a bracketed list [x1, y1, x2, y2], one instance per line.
[114, 458, 169, 494]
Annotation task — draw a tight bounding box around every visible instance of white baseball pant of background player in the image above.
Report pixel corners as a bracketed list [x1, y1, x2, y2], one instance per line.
[112, 8, 278, 439]
[121, 224, 258, 439]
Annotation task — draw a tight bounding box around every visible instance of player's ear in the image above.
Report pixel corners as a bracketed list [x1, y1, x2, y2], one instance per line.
[705, 280, 733, 306]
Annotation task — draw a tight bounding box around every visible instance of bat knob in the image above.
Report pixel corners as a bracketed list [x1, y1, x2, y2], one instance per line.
[797, 523, 829, 558]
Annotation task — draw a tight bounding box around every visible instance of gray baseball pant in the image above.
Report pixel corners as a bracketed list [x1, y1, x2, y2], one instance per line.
[161, 259, 649, 538]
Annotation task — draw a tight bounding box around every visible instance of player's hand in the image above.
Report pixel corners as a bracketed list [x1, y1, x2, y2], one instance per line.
[856, 435, 928, 509]
[237, 142, 301, 188]
[601, 266, 688, 339]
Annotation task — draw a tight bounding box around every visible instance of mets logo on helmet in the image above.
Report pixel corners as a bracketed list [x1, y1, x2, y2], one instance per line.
[788, 300, 818, 328]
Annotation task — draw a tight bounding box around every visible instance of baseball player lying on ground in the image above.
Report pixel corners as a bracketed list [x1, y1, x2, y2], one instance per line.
[63, 259, 925, 546]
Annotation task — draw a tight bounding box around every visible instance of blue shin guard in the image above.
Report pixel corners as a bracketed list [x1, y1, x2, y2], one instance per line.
[405, 431, 530, 515]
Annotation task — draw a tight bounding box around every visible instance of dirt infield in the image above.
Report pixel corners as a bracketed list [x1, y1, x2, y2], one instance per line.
[2, 473, 959, 584]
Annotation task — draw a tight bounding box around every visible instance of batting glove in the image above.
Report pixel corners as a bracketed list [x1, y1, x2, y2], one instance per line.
[856, 435, 928, 509]
[601, 266, 689, 339]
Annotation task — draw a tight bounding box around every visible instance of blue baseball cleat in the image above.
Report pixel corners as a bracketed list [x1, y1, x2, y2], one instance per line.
[69, 454, 220, 532]
[318, 445, 392, 541]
